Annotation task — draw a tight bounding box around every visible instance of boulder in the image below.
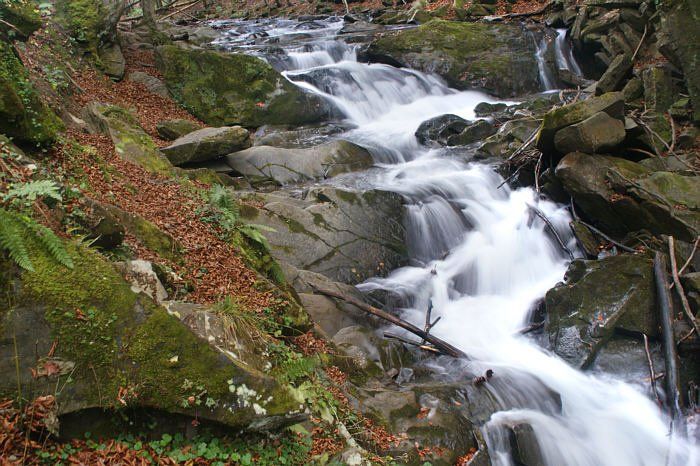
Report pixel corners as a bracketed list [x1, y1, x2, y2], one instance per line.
[80, 199, 126, 250]
[536, 92, 625, 155]
[156, 119, 201, 140]
[253, 124, 347, 149]
[161, 126, 251, 165]
[553, 111, 626, 154]
[82, 102, 172, 174]
[447, 120, 497, 146]
[128, 71, 170, 98]
[0, 1, 42, 40]
[226, 140, 373, 185]
[365, 19, 540, 97]
[155, 45, 330, 127]
[237, 187, 406, 284]
[97, 43, 125, 81]
[556, 153, 700, 241]
[622, 76, 643, 101]
[0, 242, 303, 432]
[595, 54, 632, 95]
[415, 114, 470, 146]
[658, 0, 700, 121]
[642, 66, 676, 113]
[0, 42, 62, 146]
[545, 254, 657, 368]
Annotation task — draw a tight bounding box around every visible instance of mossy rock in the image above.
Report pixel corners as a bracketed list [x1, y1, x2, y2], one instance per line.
[365, 19, 540, 97]
[55, 0, 103, 54]
[0, 42, 62, 146]
[0, 239, 303, 431]
[545, 254, 657, 369]
[82, 102, 173, 174]
[0, 0, 42, 40]
[155, 45, 330, 128]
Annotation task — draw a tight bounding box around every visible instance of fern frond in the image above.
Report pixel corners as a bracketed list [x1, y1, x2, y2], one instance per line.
[239, 224, 274, 252]
[0, 211, 34, 272]
[4, 180, 62, 204]
[24, 219, 74, 269]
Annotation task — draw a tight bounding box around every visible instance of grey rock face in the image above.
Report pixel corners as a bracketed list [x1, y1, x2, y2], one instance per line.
[162, 126, 251, 165]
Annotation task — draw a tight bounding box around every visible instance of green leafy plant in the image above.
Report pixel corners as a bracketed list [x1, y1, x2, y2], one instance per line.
[0, 208, 73, 272]
[4, 179, 62, 208]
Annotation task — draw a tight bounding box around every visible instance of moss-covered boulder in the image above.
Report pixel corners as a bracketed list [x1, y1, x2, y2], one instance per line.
[545, 254, 658, 368]
[55, 0, 103, 54]
[157, 119, 201, 140]
[238, 186, 406, 284]
[555, 152, 700, 241]
[162, 126, 251, 166]
[364, 19, 540, 97]
[0, 0, 42, 40]
[0, 241, 304, 431]
[82, 102, 173, 174]
[225, 140, 373, 185]
[155, 45, 330, 128]
[0, 42, 62, 146]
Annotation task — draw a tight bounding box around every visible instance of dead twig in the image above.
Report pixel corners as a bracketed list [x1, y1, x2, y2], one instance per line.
[679, 237, 699, 275]
[517, 321, 545, 335]
[161, 0, 203, 20]
[668, 236, 700, 335]
[642, 333, 662, 407]
[312, 285, 467, 358]
[574, 218, 637, 253]
[631, 24, 647, 62]
[527, 204, 575, 260]
[383, 332, 441, 355]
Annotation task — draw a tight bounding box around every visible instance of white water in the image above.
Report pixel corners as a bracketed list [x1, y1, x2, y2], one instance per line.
[216, 18, 698, 465]
[554, 28, 583, 76]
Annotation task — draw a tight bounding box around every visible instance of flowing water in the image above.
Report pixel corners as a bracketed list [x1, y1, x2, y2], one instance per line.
[214, 17, 698, 465]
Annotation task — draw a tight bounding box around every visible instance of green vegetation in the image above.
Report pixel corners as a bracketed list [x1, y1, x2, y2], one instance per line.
[0, 0, 42, 40]
[55, 0, 103, 53]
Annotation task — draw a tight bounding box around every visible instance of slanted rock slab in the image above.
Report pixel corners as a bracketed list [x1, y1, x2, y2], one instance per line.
[161, 126, 251, 165]
[156, 119, 201, 140]
[553, 111, 626, 154]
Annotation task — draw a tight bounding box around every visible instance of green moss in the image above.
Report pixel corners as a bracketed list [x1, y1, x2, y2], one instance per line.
[0, 41, 63, 146]
[155, 45, 324, 127]
[56, 0, 103, 54]
[0, 0, 42, 39]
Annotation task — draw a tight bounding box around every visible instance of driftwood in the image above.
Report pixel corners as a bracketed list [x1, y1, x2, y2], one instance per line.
[311, 286, 467, 358]
[527, 204, 575, 260]
[668, 236, 700, 335]
[383, 332, 441, 354]
[642, 333, 662, 407]
[653, 252, 683, 421]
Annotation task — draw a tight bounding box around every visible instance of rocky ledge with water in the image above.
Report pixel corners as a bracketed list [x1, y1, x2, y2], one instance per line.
[1, 0, 699, 464]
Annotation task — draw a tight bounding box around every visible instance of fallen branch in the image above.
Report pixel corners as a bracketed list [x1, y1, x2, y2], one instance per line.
[642, 333, 662, 407]
[527, 204, 575, 260]
[668, 236, 700, 335]
[517, 321, 544, 335]
[161, 0, 203, 20]
[653, 252, 683, 421]
[631, 24, 647, 62]
[498, 1, 554, 18]
[569, 203, 638, 253]
[0, 18, 23, 36]
[383, 332, 441, 354]
[312, 286, 467, 358]
[679, 236, 699, 275]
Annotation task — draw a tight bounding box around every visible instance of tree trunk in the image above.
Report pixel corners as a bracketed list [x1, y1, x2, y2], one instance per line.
[142, 0, 157, 25]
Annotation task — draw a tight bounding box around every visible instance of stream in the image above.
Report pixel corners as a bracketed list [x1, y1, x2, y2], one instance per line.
[213, 17, 698, 466]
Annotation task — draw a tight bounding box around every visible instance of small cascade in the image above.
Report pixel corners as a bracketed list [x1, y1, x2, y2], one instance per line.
[554, 28, 583, 76]
[534, 34, 558, 91]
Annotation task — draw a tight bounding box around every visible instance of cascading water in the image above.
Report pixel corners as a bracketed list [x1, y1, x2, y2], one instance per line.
[215, 18, 699, 465]
[554, 28, 583, 76]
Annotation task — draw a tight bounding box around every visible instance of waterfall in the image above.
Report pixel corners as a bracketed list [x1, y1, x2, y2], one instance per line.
[554, 28, 583, 76]
[215, 18, 699, 466]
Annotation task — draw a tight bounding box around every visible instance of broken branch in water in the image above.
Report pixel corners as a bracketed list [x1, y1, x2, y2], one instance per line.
[668, 236, 700, 336]
[383, 332, 441, 354]
[311, 285, 467, 358]
[642, 333, 662, 407]
[653, 252, 683, 422]
[527, 204, 575, 260]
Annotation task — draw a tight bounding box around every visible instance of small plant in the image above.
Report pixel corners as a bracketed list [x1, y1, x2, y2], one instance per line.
[0, 208, 73, 272]
[4, 179, 62, 208]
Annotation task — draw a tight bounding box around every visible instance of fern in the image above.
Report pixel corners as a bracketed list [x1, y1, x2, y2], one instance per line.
[239, 224, 276, 252]
[0, 210, 34, 272]
[4, 180, 62, 205]
[207, 185, 240, 232]
[0, 208, 73, 271]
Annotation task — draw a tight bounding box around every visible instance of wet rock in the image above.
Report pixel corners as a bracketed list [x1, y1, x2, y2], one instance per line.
[225, 140, 373, 185]
[595, 54, 631, 95]
[545, 254, 658, 368]
[556, 153, 700, 241]
[365, 19, 540, 97]
[82, 102, 172, 174]
[682, 272, 700, 314]
[127, 71, 169, 98]
[592, 336, 664, 384]
[510, 424, 546, 466]
[474, 102, 509, 116]
[447, 120, 497, 146]
[253, 124, 348, 148]
[161, 126, 251, 166]
[415, 114, 469, 146]
[97, 43, 125, 81]
[642, 66, 677, 113]
[238, 186, 406, 284]
[553, 111, 626, 154]
[156, 119, 201, 140]
[155, 45, 330, 127]
[536, 92, 625, 155]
